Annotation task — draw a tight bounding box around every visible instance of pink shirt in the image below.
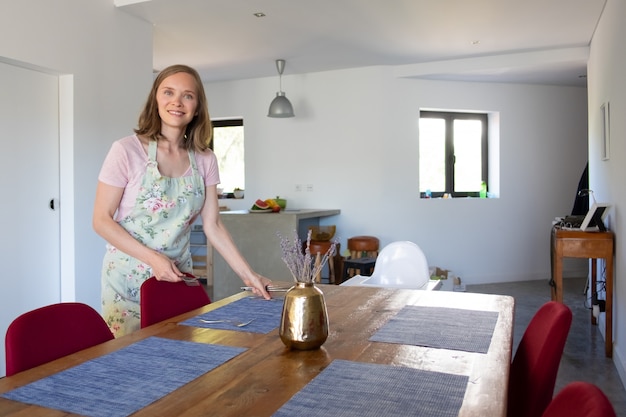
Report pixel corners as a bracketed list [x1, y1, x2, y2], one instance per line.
[98, 135, 220, 221]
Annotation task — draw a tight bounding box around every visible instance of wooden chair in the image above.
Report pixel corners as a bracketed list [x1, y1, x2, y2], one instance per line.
[140, 274, 211, 328]
[5, 302, 114, 376]
[507, 301, 573, 417]
[308, 240, 341, 284]
[541, 382, 616, 417]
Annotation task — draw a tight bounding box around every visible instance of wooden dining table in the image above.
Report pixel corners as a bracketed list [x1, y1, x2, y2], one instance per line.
[0, 285, 514, 417]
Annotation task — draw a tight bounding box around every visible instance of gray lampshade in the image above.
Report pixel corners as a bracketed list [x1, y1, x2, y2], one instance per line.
[268, 59, 295, 118]
[268, 92, 295, 118]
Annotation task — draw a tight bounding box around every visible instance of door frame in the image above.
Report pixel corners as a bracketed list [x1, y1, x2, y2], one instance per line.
[0, 57, 75, 300]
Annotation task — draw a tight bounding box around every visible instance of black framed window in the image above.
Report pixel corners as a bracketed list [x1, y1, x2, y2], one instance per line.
[211, 118, 244, 193]
[419, 111, 488, 198]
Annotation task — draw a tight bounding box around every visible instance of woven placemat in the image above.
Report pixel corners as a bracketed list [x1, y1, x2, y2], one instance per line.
[272, 359, 468, 417]
[180, 296, 284, 333]
[370, 306, 499, 353]
[2, 337, 246, 417]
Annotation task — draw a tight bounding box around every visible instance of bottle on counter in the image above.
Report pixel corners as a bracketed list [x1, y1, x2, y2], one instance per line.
[479, 181, 487, 198]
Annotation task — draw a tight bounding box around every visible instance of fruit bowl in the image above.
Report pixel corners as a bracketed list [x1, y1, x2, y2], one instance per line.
[308, 225, 336, 241]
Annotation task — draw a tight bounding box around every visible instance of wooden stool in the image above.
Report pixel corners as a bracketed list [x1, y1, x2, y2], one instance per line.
[342, 257, 376, 281]
[343, 236, 379, 283]
[308, 241, 341, 284]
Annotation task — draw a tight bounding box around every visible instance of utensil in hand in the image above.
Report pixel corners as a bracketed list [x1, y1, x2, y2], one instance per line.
[240, 285, 291, 293]
[182, 275, 200, 286]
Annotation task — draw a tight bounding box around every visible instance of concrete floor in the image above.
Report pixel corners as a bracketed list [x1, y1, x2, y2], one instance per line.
[467, 277, 626, 416]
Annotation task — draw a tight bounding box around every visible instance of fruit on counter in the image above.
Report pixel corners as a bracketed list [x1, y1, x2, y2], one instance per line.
[251, 199, 270, 210]
[274, 196, 287, 209]
[264, 198, 284, 212]
[250, 197, 285, 212]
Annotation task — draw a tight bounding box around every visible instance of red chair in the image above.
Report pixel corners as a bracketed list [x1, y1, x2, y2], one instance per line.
[541, 382, 617, 417]
[5, 302, 114, 376]
[507, 301, 573, 417]
[140, 274, 211, 328]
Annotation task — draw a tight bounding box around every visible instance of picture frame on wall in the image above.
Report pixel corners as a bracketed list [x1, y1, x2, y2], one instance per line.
[601, 102, 610, 161]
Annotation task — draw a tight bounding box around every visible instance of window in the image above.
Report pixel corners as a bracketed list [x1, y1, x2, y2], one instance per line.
[419, 111, 488, 198]
[211, 119, 245, 194]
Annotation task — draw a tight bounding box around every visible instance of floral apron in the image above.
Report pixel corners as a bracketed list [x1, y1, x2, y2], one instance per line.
[101, 140, 205, 337]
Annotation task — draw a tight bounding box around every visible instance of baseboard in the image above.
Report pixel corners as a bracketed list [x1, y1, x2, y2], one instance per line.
[613, 345, 626, 391]
[596, 313, 626, 389]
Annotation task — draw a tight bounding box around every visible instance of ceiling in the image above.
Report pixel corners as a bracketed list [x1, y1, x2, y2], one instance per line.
[115, 0, 606, 87]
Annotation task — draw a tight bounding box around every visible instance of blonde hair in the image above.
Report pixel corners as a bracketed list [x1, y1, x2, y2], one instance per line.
[134, 64, 212, 151]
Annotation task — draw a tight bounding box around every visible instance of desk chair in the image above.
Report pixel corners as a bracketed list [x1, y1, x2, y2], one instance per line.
[541, 382, 616, 417]
[508, 301, 573, 417]
[5, 302, 114, 376]
[140, 274, 211, 328]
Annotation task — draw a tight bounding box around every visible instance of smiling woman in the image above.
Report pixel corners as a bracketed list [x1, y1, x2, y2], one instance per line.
[92, 65, 271, 337]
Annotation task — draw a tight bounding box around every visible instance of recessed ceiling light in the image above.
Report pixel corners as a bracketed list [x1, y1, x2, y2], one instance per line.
[253, 12, 266, 18]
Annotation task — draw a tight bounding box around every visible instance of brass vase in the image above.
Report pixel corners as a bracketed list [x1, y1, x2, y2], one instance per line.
[279, 282, 329, 350]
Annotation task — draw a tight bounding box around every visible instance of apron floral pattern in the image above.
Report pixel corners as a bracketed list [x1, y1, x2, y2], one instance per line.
[101, 140, 205, 337]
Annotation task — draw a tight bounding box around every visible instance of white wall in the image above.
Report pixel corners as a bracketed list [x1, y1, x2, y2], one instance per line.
[0, 0, 153, 308]
[587, 0, 626, 387]
[205, 66, 588, 285]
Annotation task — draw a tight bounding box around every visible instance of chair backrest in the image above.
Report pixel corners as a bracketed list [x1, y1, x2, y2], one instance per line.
[5, 302, 114, 376]
[363, 241, 430, 289]
[140, 275, 211, 328]
[507, 301, 573, 417]
[541, 382, 616, 417]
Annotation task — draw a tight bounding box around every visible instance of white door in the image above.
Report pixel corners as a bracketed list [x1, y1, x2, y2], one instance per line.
[0, 61, 61, 377]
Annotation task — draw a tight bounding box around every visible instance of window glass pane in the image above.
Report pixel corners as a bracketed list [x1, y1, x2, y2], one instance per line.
[453, 119, 482, 192]
[213, 124, 245, 192]
[419, 118, 446, 192]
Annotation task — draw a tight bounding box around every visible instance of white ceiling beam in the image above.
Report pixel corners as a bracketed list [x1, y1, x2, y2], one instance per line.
[393, 47, 590, 79]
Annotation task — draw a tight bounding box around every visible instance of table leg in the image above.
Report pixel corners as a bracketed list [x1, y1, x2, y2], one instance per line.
[606, 254, 613, 358]
[552, 248, 563, 303]
[591, 259, 597, 325]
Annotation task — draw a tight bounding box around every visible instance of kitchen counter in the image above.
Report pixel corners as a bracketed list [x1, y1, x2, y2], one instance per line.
[211, 209, 340, 300]
[220, 208, 340, 221]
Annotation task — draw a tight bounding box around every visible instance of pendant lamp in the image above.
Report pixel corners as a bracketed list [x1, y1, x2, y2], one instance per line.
[267, 59, 295, 118]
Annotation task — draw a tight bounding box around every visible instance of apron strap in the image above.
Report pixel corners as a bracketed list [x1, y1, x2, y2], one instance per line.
[188, 149, 198, 175]
[148, 140, 157, 162]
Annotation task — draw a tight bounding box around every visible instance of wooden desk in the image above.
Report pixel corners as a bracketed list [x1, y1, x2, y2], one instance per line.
[551, 228, 614, 357]
[0, 286, 514, 417]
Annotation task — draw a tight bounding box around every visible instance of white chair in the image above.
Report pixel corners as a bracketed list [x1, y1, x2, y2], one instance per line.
[341, 241, 437, 290]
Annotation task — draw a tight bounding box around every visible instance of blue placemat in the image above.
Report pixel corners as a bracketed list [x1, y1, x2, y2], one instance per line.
[180, 296, 284, 334]
[1, 337, 246, 417]
[272, 359, 468, 417]
[370, 306, 499, 353]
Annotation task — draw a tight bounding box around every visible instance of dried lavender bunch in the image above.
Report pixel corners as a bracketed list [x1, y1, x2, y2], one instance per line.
[278, 230, 337, 283]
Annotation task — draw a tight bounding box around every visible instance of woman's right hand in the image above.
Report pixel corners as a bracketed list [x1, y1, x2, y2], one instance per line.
[149, 251, 184, 282]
